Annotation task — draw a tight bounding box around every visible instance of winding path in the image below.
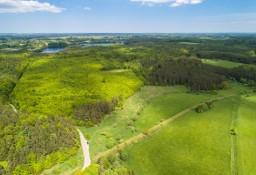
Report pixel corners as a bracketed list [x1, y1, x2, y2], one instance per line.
[77, 129, 91, 170]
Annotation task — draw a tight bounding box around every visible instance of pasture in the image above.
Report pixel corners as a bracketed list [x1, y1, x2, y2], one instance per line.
[202, 59, 244, 68]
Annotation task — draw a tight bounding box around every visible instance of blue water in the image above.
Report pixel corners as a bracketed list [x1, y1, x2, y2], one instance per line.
[80, 42, 123, 47]
[41, 48, 65, 53]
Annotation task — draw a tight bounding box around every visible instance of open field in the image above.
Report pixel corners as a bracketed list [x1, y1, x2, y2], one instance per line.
[202, 59, 244, 68]
[126, 97, 241, 175]
[237, 94, 256, 175]
[42, 83, 252, 175]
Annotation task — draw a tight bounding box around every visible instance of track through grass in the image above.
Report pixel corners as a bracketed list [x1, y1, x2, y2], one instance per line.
[230, 99, 241, 175]
[93, 94, 237, 162]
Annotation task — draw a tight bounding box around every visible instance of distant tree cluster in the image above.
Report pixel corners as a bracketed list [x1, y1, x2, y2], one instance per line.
[96, 150, 135, 175]
[197, 51, 256, 64]
[74, 96, 123, 126]
[195, 101, 214, 113]
[47, 42, 68, 48]
[0, 78, 15, 103]
[148, 58, 226, 91]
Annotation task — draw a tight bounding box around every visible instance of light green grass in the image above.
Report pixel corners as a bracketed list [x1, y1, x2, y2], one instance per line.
[202, 59, 244, 68]
[80, 86, 188, 158]
[41, 149, 83, 175]
[126, 97, 242, 175]
[237, 93, 256, 175]
[217, 82, 250, 96]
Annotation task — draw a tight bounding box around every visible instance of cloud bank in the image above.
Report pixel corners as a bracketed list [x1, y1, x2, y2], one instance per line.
[0, 0, 64, 13]
[131, 0, 203, 7]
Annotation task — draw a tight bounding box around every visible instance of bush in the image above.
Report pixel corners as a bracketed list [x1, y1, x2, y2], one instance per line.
[107, 154, 116, 164]
[68, 159, 78, 167]
[119, 150, 128, 161]
[106, 141, 115, 149]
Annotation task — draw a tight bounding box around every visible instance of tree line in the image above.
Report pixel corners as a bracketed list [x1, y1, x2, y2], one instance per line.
[197, 51, 256, 64]
[141, 57, 256, 91]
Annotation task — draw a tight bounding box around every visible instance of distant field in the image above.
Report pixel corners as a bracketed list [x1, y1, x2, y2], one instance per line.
[126, 97, 241, 175]
[202, 59, 244, 68]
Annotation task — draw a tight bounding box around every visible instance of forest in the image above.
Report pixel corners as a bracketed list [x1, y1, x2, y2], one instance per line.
[0, 33, 256, 175]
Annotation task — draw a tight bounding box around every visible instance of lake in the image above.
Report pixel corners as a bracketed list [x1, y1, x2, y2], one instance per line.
[41, 48, 65, 53]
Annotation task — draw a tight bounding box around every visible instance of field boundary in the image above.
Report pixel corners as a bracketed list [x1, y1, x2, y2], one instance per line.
[230, 96, 245, 175]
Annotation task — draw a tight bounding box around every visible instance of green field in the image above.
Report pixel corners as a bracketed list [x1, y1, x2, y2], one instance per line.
[43, 83, 252, 175]
[237, 94, 256, 175]
[202, 59, 244, 68]
[126, 97, 241, 175]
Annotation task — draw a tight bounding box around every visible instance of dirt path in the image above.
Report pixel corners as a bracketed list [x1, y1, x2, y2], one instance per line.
[93, 94, 237, 162]
[9, 103, 18, 113]
[230, 97, 243, 175]
[77, 129, 91, 170]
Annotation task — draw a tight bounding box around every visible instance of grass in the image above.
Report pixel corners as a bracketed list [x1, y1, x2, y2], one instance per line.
[42, 83, 252, 175]
[237, 93, 256, 175]
[41, 149, 83, 175]
[80, 86, 188, 158]
[202, 59, 244, 68]
[126, 97, 242, 175]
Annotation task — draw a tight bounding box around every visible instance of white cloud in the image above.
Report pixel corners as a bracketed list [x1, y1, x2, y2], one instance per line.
[131, 0, 203, 7]
[84, 6, 92, 11]
[0, 0, 64, 13]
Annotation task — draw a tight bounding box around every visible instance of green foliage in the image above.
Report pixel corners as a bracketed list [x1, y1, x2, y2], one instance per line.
[0, 103, 79, 174]
[106, 141, 115, 149]
[0, 78, 15, 102]
[11, 50, 143, 120]
[107, 153, 116, 164]
[83, 164, 100, 175]
[220, 81, 229, 89]
[119, 150, 128, 161]
[48, 42, 68, 48]
[0, 161, 8, 170]
[195, 101, 214, 113]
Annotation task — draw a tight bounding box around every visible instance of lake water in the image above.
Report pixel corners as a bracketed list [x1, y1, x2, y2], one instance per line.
[80, 42, 123, 47]
[41, 48, 65, 53]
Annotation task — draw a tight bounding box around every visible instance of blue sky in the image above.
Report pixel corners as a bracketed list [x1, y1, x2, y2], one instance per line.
[0, 0, 256, 33]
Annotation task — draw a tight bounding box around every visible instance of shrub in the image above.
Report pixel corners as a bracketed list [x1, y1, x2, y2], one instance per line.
[106, 141, 115, 149]
[119, 150, 128, 161]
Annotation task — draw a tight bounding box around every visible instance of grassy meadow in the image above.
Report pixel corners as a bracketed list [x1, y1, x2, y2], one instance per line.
[202, 59, 244, 68]
[237, 94, 256, 175]
[125, 97, 242, 175]
[43, 82, 253, 175]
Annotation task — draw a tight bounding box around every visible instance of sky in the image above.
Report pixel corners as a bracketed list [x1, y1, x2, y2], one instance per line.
[0, 0, 256, 33]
